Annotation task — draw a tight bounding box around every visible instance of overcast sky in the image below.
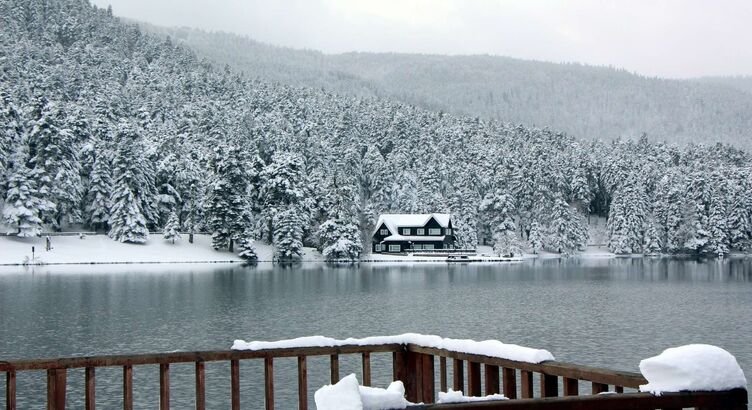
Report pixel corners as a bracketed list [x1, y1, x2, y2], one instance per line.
[90, 0, 752, 79]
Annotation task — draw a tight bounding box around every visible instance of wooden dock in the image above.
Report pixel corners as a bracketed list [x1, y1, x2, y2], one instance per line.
[1, 342, 746, 409]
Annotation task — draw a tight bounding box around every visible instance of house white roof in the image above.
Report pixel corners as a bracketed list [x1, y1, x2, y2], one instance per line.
[381, 235, 446, 243]
[373, 213, 451, 236]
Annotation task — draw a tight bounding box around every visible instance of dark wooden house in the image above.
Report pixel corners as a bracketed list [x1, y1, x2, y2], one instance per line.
[371, 213, 455, 253]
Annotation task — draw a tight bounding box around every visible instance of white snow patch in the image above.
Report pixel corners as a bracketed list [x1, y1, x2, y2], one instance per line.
[232, 334, 554, 364]
[437, 389, 507, 403]
[314, 373, 363, 410]
[639, 344, 747, 395]
[359, 381, 409, 410]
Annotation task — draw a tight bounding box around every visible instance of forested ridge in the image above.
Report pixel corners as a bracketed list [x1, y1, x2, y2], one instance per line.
[1, 0, 752, 261]
[141, 23, 752, 148]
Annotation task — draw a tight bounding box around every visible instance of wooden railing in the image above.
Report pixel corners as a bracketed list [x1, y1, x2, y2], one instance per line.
[1, 343, 747, 409]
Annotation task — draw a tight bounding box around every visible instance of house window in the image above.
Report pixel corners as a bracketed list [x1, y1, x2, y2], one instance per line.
[388, 244, 401, 252]
[379, 229, 388, 235]
[424, 244, 435, 250]
[429, 228, 441, 235]
[416, 228, 425, 235]
[402, 228, 411, 235]
[445, 228, 452, 235]
[374, 244, 383, 252]
[413, 244, 422, 250]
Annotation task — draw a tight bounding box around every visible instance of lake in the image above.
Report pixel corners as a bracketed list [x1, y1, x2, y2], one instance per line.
[1, 258, 751, 408]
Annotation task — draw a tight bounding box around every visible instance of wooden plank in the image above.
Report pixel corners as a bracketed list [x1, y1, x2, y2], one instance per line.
[467, 362, 481, 397]
[0, 344, 404, 372]
[591, 382, 608, 394]
[453, 359, 464, 392]
[47, 368, 67, 410]
[406, 345, 646, 388]
[421, 354, 435, 404]
[85, 367, 95, 410]
[541, 374, 558, 397]
[159, 363, 169, 410]
[298, 356, 308, 410]
[362, 352, 371, 387]
[330, 354, 339, 384]
[502, 368, 517, 399]
[405, 388, 749, 409]
[265, 356, 274, 410]
[6, 370, 16, 410]
[439, 356, 447, 393]
[520, 370, 533, 399]
[123, 365, 133, 410]
[406, 351, 420, 403]
[563, 377, 578, 396]
[394, 351, 408, 386]
[484, 364, 500, 396]
[231, 360, 240, 410]
[195, 362, 205, 410]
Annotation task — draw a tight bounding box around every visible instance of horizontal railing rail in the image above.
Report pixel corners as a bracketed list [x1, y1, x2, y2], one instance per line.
[1, 342, 747, 410]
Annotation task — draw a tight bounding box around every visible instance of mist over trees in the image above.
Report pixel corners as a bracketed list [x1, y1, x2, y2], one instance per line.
[1, 0, 752, 260]
[141, 24, 752, 148]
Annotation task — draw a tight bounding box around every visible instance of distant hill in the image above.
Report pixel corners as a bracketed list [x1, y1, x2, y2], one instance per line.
[139, 23, 752, 147]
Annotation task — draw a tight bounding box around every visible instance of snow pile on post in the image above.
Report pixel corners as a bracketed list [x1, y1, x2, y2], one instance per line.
[639, 344, 747, 395]
[232, 333, 554, 363]
[314, 373, 409, 410]
[437, 389, 507, 403]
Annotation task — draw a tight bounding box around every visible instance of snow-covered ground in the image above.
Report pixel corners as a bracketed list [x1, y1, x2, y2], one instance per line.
[0, 234, 323, 265]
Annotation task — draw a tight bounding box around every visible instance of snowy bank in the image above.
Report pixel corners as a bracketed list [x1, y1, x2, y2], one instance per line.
[0, 234, 324, 265]
[232, 334, 554, 364]
[639, 344, 747, 395]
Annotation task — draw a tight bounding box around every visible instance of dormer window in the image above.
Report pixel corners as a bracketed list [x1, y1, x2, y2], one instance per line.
[429, 228, 441, 235]
[380, 228, 388, 236]
[402, 228, 411, 235]
[416, 228, 425, 235]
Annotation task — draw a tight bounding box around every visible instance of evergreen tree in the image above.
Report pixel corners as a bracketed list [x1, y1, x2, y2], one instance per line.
[238, 227, 259, 262]
[162, 211, 181, 244]
[3, 144, 53, 237]
[206, 144, 249, 251]
[86, 144, 112, 232]
[274, 208, 304, 262]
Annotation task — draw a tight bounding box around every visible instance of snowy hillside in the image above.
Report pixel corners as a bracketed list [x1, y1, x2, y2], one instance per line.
[140, 23, 752, 148]
[1, 0, 751, 262]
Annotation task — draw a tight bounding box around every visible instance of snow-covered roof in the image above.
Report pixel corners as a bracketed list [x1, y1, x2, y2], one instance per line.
[381, 235, 446, 242]
[373, 213, 451, 236]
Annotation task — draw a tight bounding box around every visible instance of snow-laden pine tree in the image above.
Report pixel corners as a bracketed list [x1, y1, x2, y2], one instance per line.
[528, 219, 544, 253]
[643, 218, 662, 255]
[480, 189, 521, 256]
[683, 170, 712, 254]
[707, 174, 729, 256]
[86, 143, 112, 232]
[238, 227, 259, 262]
[547, 193, 588, 255]
[274, 208, 304, 262]
[449, 182, 480, 249]
[162, 211, 181, 244]
[0, 90, 24, 196]
[726, 175, 750, 251]
[108, 122, 152, 244]
[317, 174, 363, 261]
[607, 177, 648, 254]
[3, 143, 54, 237]
[260, 151, 306, 240]
[206, 144, 250, 251]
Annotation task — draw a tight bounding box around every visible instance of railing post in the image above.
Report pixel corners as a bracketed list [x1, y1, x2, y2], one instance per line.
[520, 370, 534, 398]
[467, 361, 481, 397]
[484, 364, 500, 396]
[452, 359, 464, 392]
[231, 360, 240, 410]
[329, 354, 339, 384]
[502, 368, 517, 399]
[123, 365, 133, 410]
[541, 373, 558, 397]
[406, 350, 421, 403]
[47, 368, 67, 410]
[563, 377, 578, 396]
[195, 362, 205, 410]
[159, 363, 169, 410]
[265, 356, 274, 410]
[85, 367, 95, 410]
[361, 353, 371, 387]
[421, 354, 435, 403]
[298, 356, 308, 410]
[393, 350, 408, 387]
[6, 370, 16, 410]
[439, 356, 447, 393]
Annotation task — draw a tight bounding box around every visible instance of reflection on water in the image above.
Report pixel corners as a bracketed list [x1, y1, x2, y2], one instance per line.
[1, 258, 751, 408]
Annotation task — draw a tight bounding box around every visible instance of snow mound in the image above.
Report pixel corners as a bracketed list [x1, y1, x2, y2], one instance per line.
[437, 389, 507, 403]
[314, 373, 363, 410]
[314, 374, 409, 410]
[639, 344, 747, 395]
[231, 333, 554, 364]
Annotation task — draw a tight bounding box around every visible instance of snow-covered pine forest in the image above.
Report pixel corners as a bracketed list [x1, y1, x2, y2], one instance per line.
[1, 0, 752, 261]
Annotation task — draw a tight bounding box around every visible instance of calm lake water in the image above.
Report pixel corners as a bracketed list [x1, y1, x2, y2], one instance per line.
[1, 258, 751, 408]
